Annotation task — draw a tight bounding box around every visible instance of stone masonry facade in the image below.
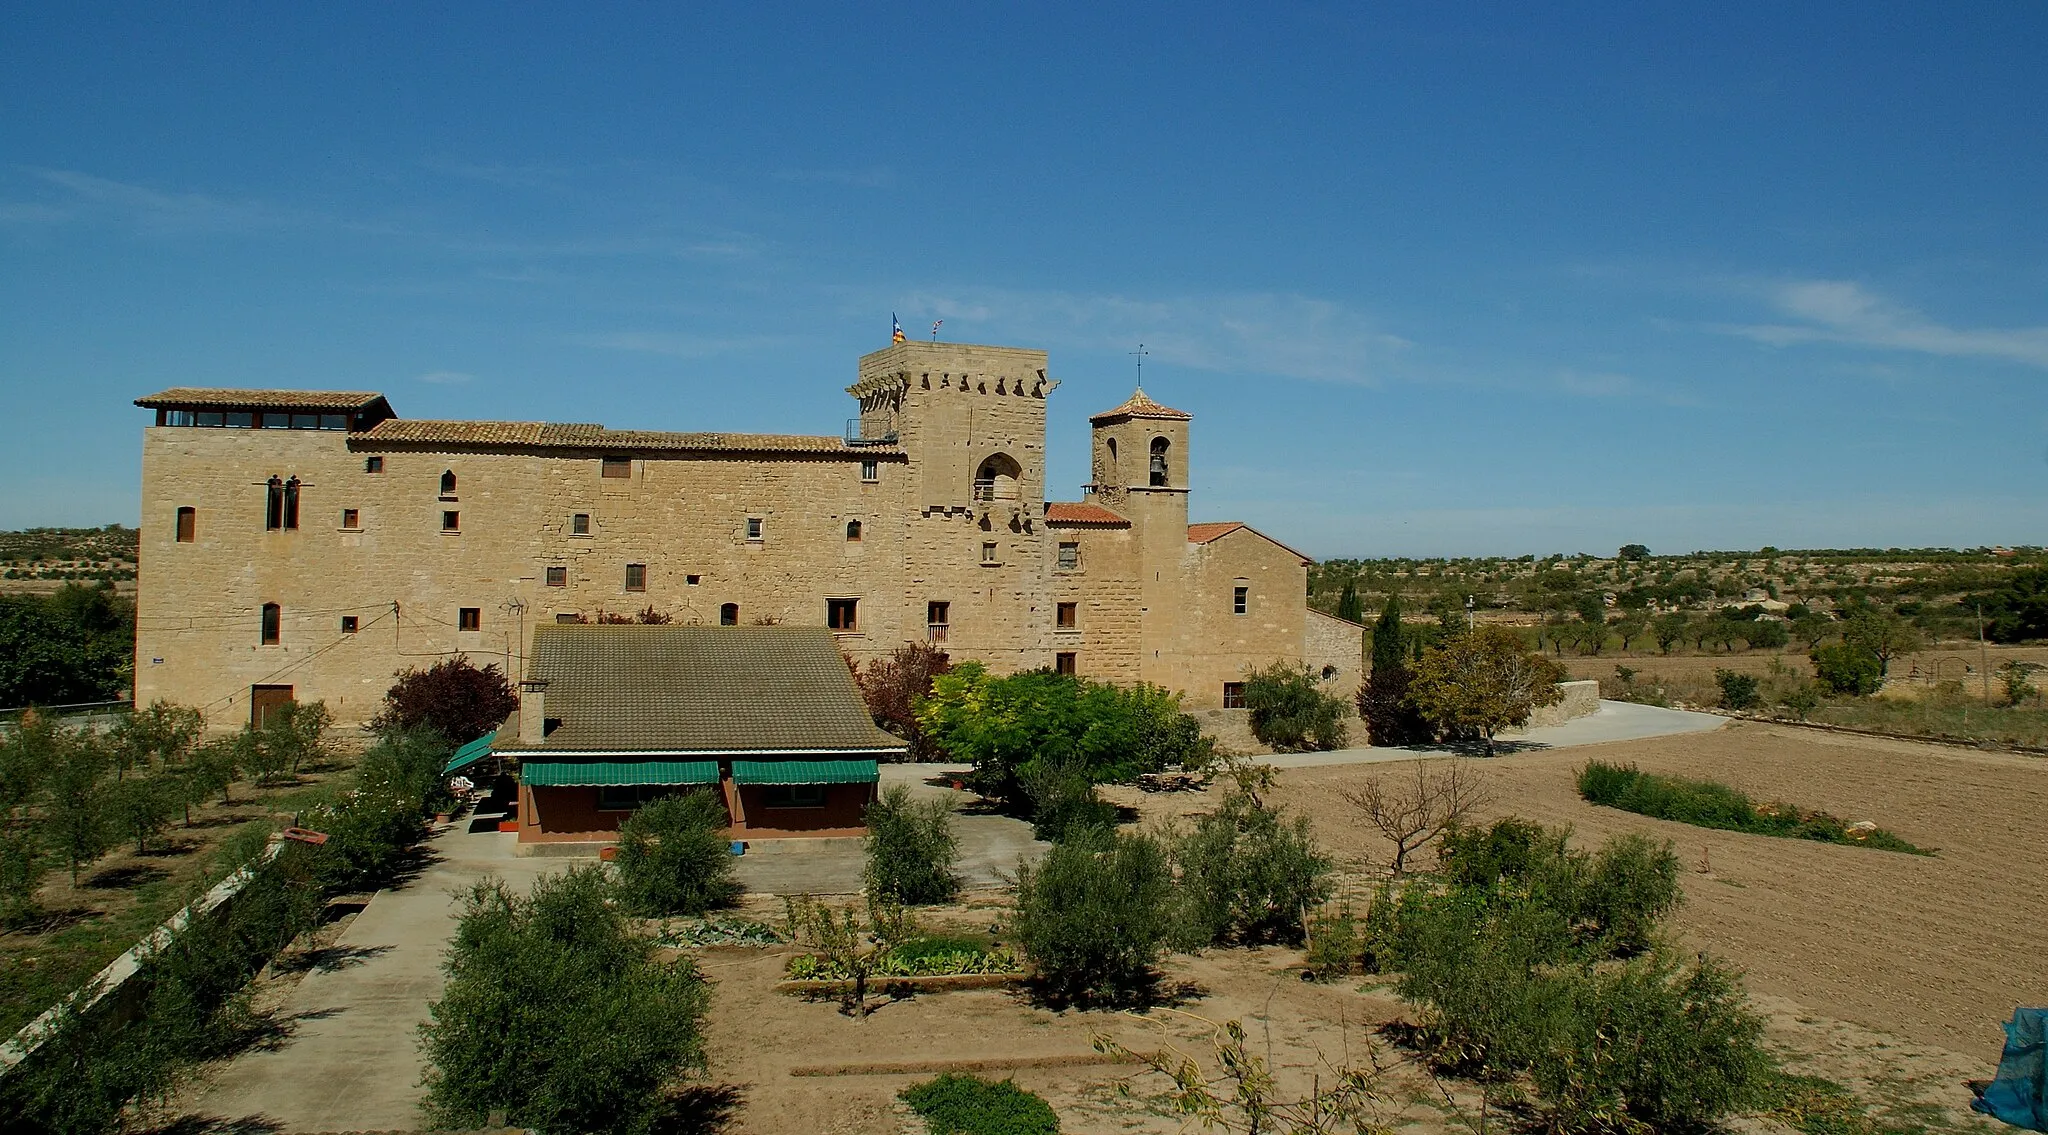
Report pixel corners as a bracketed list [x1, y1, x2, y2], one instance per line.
[134, 341, 1362, 726]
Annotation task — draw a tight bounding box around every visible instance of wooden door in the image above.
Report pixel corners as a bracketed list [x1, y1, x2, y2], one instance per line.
[250, 685, 294, 728]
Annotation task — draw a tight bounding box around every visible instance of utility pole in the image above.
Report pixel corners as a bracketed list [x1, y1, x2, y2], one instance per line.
[1465, 594, 1475, 631]
[1976, 602, 1991, 703]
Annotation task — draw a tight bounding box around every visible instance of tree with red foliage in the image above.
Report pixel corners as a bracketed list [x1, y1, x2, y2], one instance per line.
[853, 642, 951, 761]
[372, 657, 519, 744]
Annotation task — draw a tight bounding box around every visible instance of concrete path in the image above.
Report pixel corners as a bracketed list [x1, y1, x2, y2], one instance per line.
[178, 818, 553, 1133]
[1258, 699, 1728, 770]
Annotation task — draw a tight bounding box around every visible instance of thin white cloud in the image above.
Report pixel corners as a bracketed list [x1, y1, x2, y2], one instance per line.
[1728, 279, 2048, 369]
[416, 371, 475, 385]
[772, 166, 896, 189]
[26, 167, 298, 230]
[895, 288, 1412, 385]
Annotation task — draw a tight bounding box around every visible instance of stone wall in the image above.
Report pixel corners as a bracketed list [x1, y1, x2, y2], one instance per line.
[1518, 679, 1602, 730]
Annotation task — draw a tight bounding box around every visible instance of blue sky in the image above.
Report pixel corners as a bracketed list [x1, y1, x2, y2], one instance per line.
[3, 3, 2044, 558]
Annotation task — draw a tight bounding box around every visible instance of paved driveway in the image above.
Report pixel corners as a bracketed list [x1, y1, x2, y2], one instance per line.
[1258, 700, 1727, 770]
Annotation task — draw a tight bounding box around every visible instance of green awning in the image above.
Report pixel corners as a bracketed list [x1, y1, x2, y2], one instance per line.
[522, 760, 721, 788]
[442, 730, 499, 776]
[731, 759, 880, 786]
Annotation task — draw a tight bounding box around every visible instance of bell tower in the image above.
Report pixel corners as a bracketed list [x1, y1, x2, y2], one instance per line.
[1086, 387, 1190, 522]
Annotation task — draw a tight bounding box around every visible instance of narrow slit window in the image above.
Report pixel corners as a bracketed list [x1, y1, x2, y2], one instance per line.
[827, 598, 859, 632]
[283, 476, 300, 530]
[265, 476, 284, 530]
[175, 507, 196, 543]
[720, 602, 739, 626]
[625, 563, 647, 591]
[1233, 585, 1249, 615]
[458, 607, 481, 632]
[545, 566, 567, 587]
[260, 603, 281, 645]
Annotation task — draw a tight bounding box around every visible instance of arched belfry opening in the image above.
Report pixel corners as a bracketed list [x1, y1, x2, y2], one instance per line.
[1149, 437, 1170, 487]
[975, 453, 1021, 501]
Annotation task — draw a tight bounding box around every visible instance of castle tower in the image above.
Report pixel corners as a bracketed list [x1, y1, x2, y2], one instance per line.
[1086, 389, 1193, 683]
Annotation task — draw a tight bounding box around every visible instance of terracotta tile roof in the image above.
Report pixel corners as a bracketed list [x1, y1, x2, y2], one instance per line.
[1089, 386, 1192, 424]
[501, 625, 908, 756]
[135, 388, 388, 412]
[1188, 521, 1314, 565]
[354, 418, 892, 455]
[1045, 502, 1130, 526]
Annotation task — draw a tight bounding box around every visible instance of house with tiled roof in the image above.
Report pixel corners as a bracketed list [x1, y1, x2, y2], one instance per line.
[134, 342, 1361, 800]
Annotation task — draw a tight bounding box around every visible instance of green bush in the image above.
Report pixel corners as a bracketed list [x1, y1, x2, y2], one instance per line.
[1715, 669, 1761, 710]
[1167, 793, 1331, 946]
[1241, 662, 1349, 752]
[901, 1073, 1060, 1135]
[1579, 833, 1682, 956]
[613, 791, 741, 917]
[421, 865, 710, 1135]
[1811, 643, 1882, 695]
[1012, 829, 1173, 1004]
[1576, 761, 1930, 854]
[1020, 756, 1120, 842]
[863, 785, 960, 905]
[305, 728, 452, 892]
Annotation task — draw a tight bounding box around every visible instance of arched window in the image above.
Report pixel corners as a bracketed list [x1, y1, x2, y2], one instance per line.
[1149, 437, 1170, 486]
[283, 476, 300, 530]
[719, 603, 739, 626]
[264, 476, 284, 530]
[260, 602, 281, 645]
[974, 453, 1021, 501]
[440, 470, 457, 496]
[1105, 437, 1118, 480]
[846, 519, 863, 541]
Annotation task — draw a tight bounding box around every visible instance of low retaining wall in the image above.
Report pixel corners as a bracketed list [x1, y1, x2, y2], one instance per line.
[1517, 679, 1601, 731]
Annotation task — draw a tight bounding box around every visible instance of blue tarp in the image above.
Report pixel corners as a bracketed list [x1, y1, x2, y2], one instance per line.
[1976, 1008, 2047, 1131]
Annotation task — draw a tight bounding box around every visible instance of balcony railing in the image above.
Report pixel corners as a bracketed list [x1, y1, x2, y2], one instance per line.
[844, 417, 898, 446]
[926, 623, 949, 643]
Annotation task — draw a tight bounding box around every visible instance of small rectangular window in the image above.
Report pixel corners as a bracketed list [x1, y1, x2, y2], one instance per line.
[555, 613, 582, 624]
[927, 601, 949, 643]
[319, 414, 347, 430]
[261, 412, 289, 428]
[260, 603, 281, 646]
[175, 507, 196, 543]
[365, 456, 384, 473]
[1057, 602, 1077, 629]
[720, 602, 739, 625]
[194, 411, 224, 427]
[598, 785, 681, 811]
[746, 517, 764, 541]
[1223, 682, 1247, 709]
[1233, 585, 1249, 615]
[982, 542, 998, 564]
[1055, 652, 1077, 676]
[1057, 542, 1079, 570]
[442, 510, 460, 532]
[571, 513, 590, 535]
[601, 456, 632, 479]
[685, 574, 701, 585]
[625, 563, 647, 591]
[341, 508, 360, 530]
[545, 566, 567, 587]
[860, 458, 878, 482]
[827, 598, 859, 632]
[458, 607, 481, 632]
[225, 412, 254, 428]
[764, 784, 827, 809]
[340, 615, 358, 634]
[290, 413, 319, 430]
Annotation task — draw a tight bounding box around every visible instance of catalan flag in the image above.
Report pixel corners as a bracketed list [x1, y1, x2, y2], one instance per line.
[891, 313, 905, 343]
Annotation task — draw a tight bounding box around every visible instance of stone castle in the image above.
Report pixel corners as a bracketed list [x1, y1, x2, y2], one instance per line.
[134, 341, 1363, 725]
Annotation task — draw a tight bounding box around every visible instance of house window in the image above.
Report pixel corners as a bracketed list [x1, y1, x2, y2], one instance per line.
[439, 470, 457, 497]
[860, 458, 878, 482]
[1233, 586, 1249, 615]
[262, 412, 289, 428]
[827, 598, 859, 632]
[340, 615, 358, 634]
[458, 607, 481, 632]
[1057, 542, 1079, 570]
[555, 613, 582, 624]
[625, 563, 647, 592]
[1223, 682, 1247, 709]
[442, 510, 460, 532]
[764, 784, 826, 809]
[720, 603, 739, 626]
[1149, 437, 1170, 486]
[981, 542, 998, 564]
[341, 508, 360, 530]
[927, 601, 949, 642]
[364, 456, 383, 473]
[686, 574, 701, 585]
[1055, 652, 1077, 676]
[545, 566, 567, 587]
[846, 519, 862, 542]
[601, 456, 631, 479]
[597, 785, 680, 811]
[1057, 602, 1077, 629]
[265, 476, 284, 530]
[260, 603, 281, 645]
[571, 513, 590, 536]
[746, 517, 764, 541]
[284, 477, 300, 529]
[175, 507, 196, 543]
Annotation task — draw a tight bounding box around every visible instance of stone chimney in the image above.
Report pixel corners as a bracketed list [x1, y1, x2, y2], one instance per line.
[519, 679, 550, 745]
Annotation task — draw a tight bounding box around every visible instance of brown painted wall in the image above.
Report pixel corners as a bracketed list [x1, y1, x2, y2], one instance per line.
[515, 777, 875, 843]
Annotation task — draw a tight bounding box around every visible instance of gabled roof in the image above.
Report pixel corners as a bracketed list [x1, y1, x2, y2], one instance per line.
[136, 388, 390, 413]
[1089, 387, 1192, 424]
[501, 624, 906, 756]
[1045, 501, 1130, 526]
[354, 418, 894, 456]
[1187, 521, 1314, 566]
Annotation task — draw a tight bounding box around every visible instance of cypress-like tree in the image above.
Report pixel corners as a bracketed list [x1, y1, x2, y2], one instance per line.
[1336, 581, 1365, 624]
[1370, 596, 1406, 673]
[1359, 597, 1432, 746]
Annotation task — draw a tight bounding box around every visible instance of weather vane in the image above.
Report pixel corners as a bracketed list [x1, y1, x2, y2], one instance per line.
[1130, 343, 1148, 384]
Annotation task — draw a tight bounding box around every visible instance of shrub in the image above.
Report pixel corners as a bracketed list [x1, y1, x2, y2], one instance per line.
[421, 866, 709, 1135]
[1714, 669, 1761, 711]
[1779, 683, 1821, 720]
[613, 791, 741, 917]
[1012, 829, 1173, 1004]
[901, 1073, 1060, 1135]
[305, 728, 451, 891]
[1576, 761, 1931, 855]
[1357, 662, 1433, 746]
[372, 656, 519, 744]
[1167, 793, 1331, 946]
[863, 785, 960, 905]
[1810, 643, 1882, 695]
[853, 642, 952, 761]
[1579, 833, 1681, 956]
[1241, 662, 1349, 751]
[1020, 755, 1120, 843]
